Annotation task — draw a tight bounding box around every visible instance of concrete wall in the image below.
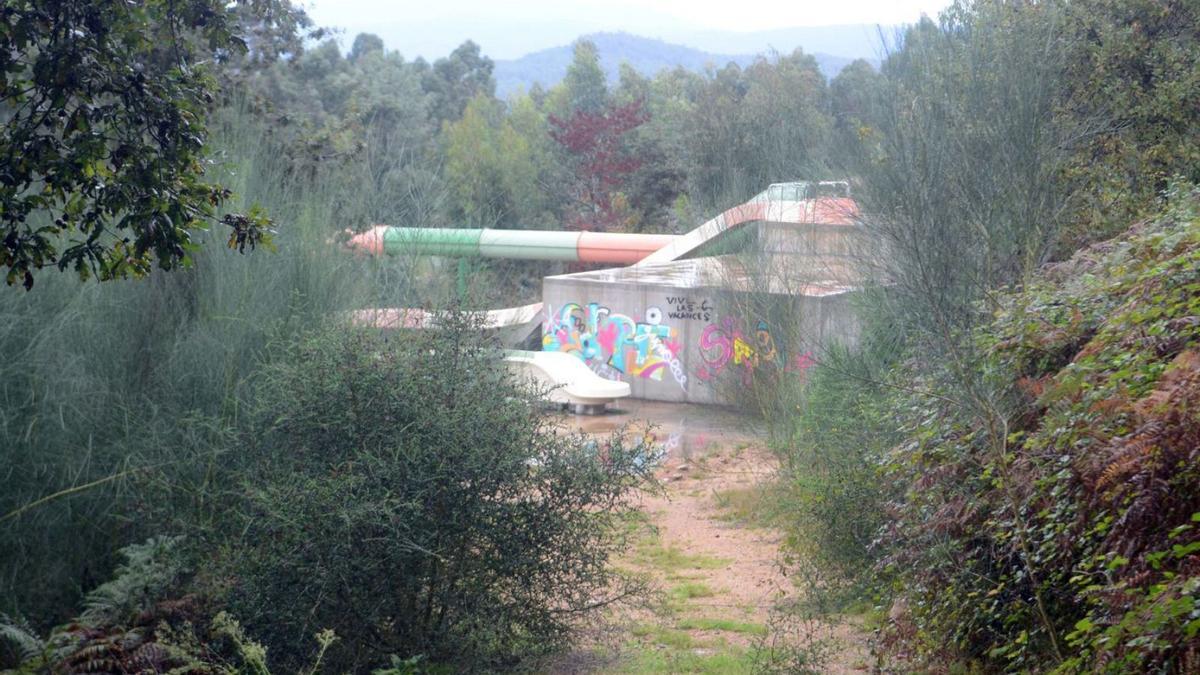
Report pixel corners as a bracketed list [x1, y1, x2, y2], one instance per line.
[540, 270, 861, 405]
[756, 222, 865, 258]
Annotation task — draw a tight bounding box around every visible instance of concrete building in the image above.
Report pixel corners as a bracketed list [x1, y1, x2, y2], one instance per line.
[354, 181, 870, 405]
[542, 187, 867, 404]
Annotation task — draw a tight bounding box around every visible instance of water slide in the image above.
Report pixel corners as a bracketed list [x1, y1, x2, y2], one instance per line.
[344, 183, 857, 411]
[637, 192, 858, 266]
[503, 350, 631, 414]
[346, 187, 857, 268]
[346, 225, 676, 265]
[348, 302, 544, 345]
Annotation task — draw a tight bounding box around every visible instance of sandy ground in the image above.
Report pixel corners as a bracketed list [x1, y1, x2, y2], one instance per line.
[553, 402, 871, 673]
[643, 444, 785, 631]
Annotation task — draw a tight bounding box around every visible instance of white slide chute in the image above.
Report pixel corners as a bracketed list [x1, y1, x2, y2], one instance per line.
[503, 350, 630, 414]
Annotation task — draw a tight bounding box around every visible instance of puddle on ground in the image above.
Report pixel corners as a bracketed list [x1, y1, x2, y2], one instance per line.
[554, 400, 765, 463]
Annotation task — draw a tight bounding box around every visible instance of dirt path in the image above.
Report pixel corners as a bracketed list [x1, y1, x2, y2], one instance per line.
[593, 432, 872, 673]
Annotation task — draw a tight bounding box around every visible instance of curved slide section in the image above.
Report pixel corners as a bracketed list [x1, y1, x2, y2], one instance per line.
[347, 225, 676, 265]
[636, 196, 859, 266]
[349, 302, 544, 347]
[350, 302, 543, 330]
[503, 349, 630, 414]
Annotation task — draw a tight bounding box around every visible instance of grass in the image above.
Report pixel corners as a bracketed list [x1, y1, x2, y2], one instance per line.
[617, 623, 755, 674]
[611, 645, 755, 674]
[627, 513, 731, 587]
[626, 509, 729, 573]
[630, 624, 696, 649]
[712, 485, 772, 527]
[634, 542, 730, 573]
[676, 618, 767, 636]
[669, 582, 717, 602]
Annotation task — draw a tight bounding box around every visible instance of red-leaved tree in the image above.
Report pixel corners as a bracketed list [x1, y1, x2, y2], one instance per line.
[549, 100, 648, 231]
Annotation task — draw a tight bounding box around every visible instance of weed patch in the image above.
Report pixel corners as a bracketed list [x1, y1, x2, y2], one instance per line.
[677, 617, 767, 636]
[669, 582, 717, 603]
[614, 644, 754, 674]
[712, 484, 777, 527]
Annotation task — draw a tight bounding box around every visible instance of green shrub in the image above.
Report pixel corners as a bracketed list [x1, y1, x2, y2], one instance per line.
[0, 105, 372, 628]
[220, 316, 655, 671]
[878, 190, 1200, 670]
[0, 103, 447, 630]
[772, 342, 899, 606]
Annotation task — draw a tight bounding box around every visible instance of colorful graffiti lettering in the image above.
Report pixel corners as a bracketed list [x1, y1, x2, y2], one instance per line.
[543, 302, 687, 390]
[696, 317, 815, 385]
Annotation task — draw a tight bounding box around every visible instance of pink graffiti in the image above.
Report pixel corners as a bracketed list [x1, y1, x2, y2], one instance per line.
[664, 338, 682, 357]
[789, 351, 817, 374]
[696, 317, 816, 385]
[596, 321, 619, 354]
[696, 318, 736, 382]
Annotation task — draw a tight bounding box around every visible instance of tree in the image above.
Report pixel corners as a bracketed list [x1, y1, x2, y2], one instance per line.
[0, 0, 281, 289]
[549, 100, 647, 231]
[421, 40, 496, 125]
[631, 67, 701, 227]
[612, 66, 685, 231]
[830, 59, 881, 128]
[684, 62, 749, 202]
[613, 62, 650, 106]
[504, 93, 561, 227]
[224, 0, 317, 71]
[443, 95, 508, 225]
[224, 320, 654, 671]
[561, 39, 609, 115]
[829, 58, 884, 170]
[347, 48, 438, 228]
[738, 50, 832, 186]
[348, 32, 385, 63]
[443, 94, 552, 229]
[1057, 0, 1200, 240]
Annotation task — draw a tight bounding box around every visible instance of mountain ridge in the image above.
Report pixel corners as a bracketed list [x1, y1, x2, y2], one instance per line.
[494, 31, 874, 98]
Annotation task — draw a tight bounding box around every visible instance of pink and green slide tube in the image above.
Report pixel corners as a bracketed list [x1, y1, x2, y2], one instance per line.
[347, 225, 678, 264]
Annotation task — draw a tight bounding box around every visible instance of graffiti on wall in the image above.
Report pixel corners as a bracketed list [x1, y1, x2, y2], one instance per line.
[543, 302, 688, 390]
[695, 317, 816, 385]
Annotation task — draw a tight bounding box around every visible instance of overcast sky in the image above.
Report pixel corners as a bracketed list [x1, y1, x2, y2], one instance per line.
[302, 0, 953, 60]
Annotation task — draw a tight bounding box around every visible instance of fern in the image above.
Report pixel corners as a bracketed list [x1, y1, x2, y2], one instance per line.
[0, 535, 345, 674]
[0, 614, 47, 663]
[80, 535, 185, 627]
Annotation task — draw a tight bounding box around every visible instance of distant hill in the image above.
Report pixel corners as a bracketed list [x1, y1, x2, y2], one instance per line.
[494, 32, 870, 98]
[661, 24, 893, 60]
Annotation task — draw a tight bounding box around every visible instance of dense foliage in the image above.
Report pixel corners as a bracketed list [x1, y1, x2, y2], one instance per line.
[244, 36, 840, 234]
[549, 99, 648, 230]
[0, 107, 370, 634]
[0, 0, 295, 288]
[0, 104, 656, 671]
[1, 536, 332, 673]
[879, 189, 1200, 671]
[766, 0, 1200, 670]
[6, 0, 1200, 670]
[1058, 0, 1200, 242]
[220, 319, 655, 671]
